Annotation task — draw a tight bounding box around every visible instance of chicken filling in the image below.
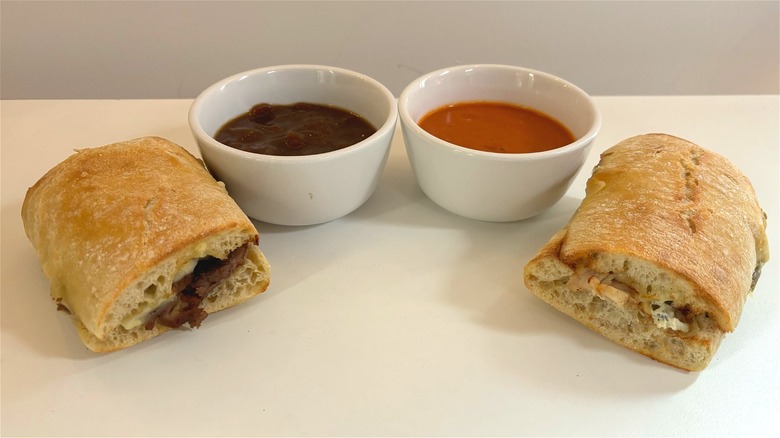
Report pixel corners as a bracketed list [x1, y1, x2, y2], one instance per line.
[567, 267, 693, 333]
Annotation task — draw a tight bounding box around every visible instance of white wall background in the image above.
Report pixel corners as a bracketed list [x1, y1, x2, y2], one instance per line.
[1, 0, 778, 99]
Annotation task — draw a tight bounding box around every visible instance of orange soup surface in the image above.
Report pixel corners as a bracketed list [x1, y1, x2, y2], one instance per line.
[418, 101, 575, 153]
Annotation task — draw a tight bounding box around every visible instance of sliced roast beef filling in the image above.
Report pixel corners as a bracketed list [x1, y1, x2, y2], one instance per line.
[143, 243, 249, 330]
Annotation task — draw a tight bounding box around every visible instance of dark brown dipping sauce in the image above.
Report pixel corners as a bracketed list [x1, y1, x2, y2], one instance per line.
[215, 102, 377, 156]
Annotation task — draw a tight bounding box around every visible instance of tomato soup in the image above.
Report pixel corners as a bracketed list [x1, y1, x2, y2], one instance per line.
[418, 101, 575, 153]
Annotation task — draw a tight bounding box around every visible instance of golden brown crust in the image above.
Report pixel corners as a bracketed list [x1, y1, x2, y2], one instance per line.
[561, 134, 768, 331]
[22, 137, 267, 349]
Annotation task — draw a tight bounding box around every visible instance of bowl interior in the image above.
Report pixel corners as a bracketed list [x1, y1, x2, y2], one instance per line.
[402, 66, 597, 140]
[196, 67, 394, 139]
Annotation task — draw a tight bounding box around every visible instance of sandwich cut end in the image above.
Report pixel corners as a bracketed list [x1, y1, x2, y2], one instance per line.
[77, 239, 271, 353]
[523, 229, 723, 371]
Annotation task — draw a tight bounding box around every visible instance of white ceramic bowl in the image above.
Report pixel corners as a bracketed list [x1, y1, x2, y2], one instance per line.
[398, 64, 601, 222]
[189, 65, 397, 226]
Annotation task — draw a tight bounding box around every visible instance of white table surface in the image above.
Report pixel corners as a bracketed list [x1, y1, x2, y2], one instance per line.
[1, 97, 778, 437]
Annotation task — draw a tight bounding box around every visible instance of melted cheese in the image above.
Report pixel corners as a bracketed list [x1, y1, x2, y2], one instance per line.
[120, 259, 200, 330]
[651, 301, 690, 332]
[121, 302, 154, 330]
[174, 259, 198, 282]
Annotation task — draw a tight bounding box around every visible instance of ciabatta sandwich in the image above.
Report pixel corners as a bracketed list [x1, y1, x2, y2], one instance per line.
[22, 137, 271, 352]
[523, 134, 769, 371]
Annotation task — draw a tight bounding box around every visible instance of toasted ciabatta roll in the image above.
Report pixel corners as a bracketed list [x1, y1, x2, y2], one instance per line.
[523, 134, 769, 371]
[22, 136, 271, 352]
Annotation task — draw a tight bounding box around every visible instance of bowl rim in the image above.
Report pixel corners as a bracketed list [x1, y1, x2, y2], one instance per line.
[189, 64, 398, 163]
[398, 64, 601, 162]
